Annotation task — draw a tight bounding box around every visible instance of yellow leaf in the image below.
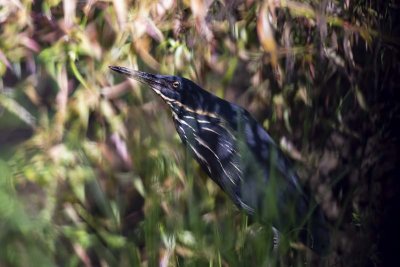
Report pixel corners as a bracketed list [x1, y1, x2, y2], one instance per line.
[257, 2, 278, 67]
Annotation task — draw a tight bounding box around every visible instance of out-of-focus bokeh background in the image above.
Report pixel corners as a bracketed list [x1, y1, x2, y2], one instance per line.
[0, 0, 399, 266]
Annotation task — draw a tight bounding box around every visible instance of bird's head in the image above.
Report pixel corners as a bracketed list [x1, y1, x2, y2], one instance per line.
[109, 66, 208, 114]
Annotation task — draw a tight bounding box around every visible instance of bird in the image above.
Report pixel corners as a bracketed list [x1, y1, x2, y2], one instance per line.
[109, 66, 330, 255]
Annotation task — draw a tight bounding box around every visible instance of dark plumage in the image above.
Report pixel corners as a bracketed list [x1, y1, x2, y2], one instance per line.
[110, 66, 330, 255]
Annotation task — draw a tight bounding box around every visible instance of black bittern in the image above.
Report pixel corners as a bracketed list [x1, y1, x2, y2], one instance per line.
[109, 66, 330, 255]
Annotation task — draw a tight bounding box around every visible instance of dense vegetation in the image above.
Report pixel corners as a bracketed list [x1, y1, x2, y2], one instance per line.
[0, 1, 398, 266]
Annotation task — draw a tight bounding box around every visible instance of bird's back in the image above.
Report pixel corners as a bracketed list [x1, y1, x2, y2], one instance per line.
[173, 92, 330, 254]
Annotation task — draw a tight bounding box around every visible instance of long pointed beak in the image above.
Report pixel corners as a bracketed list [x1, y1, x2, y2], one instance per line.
[109, 66, 163, 89]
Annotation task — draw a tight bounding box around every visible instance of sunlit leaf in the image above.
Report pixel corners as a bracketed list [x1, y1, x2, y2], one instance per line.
[355, 86, 368, 111]
[257, 2, 278, 67]
[113, 0, 127, 28]
[69, 53, 89, 90]
[0, 93, 36, 127]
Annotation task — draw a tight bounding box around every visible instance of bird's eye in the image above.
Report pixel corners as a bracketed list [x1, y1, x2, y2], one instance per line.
[172, 81, 180, 88]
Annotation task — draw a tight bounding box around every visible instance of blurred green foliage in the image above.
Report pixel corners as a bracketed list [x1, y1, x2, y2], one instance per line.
[0, 0, 398, 266]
